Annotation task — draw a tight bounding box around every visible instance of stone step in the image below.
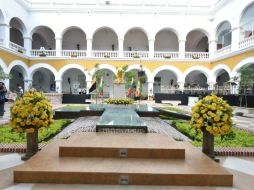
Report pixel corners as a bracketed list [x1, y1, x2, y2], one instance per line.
[59, 133, 185, 159]
[14, 133, 233, 187]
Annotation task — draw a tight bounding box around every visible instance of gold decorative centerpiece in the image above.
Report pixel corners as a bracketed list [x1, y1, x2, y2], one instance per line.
[114, 68, 125, 84]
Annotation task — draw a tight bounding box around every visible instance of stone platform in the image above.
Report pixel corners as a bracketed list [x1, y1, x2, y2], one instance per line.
[14, 133, 233, 186]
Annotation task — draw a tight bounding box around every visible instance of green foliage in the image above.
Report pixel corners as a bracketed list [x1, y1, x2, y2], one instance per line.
[0, 66, 11, 80]
[0, 119, 71, 143]
[168, 118, 254, 147]
[160, 107, 188, 114]
[104, 98, 134, 105]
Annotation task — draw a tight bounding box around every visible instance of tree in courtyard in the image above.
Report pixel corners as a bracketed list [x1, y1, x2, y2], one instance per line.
[237, 66, 254, 107]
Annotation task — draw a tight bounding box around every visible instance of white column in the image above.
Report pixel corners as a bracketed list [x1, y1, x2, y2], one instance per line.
[55, 80, 62, 93]
[4, 78, 10, 91]
[24, 36, 32, 56]
[0, 24, 10, 48]
[178, 39, 186, 59]
[148, 39, 155, 58]
[118, 38, 124, 58]
[87, 38, 92, 57]
[208, 82, 216, 91]
[55, 37, 62, 57]
[148, 81, 154, 97]
[24, 79, 33, 91]
[209, 40, 216, 59]
[178, 81, 185, 92]
[231, 26, 240, 51]
[86, 80, 92, 92]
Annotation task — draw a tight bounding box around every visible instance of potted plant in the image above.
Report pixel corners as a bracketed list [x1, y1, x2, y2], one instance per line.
[18, 49, 23, 54]
[71, 54, 78, 58]
[133, 54, 140, 58]
[190, 94, 233, 160]
[192, 55, 199, 59]
[104, 54, 110, 58]
[39, 52, 47, 57]
[10, 89, 54, 160]
[163, 55, 171, 59]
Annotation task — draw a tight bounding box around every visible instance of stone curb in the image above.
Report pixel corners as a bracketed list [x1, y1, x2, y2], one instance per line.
[0, 144, 47, 153]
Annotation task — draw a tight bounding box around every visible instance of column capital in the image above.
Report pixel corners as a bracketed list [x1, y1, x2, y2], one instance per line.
[55, 80, 62, 82]
[178, 39, 186, 43]
[55, 37, 62, 40]
[0, 23, 10, 27]
[86, 38, 93, 41]
[23, 36, 32, 40]
[209, 39, 217, 43]
[149, 39, 155, 42]
[118, 38, 124, 41]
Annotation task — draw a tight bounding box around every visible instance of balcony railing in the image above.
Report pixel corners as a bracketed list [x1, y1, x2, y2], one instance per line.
[185, 52, 209, 59]
[9, 42, 26, 54]
[215, 45, 231, 57]
[92, 50, 118, 58]
[154, 51, 179, 59]
[124, 51, 149, 58]
[61, 50, 87, 57]
[239, 36, 254, 49]
[31, 50, 56, 57]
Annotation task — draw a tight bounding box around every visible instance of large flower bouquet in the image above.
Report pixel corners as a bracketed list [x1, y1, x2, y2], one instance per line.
[190, 94, 233, 136]
[10, 90, 54, 133]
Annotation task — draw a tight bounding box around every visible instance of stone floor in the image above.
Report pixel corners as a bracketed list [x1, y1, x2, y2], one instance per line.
[0, 153, 254, 190]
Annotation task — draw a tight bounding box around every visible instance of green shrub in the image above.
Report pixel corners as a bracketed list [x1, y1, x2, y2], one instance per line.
[104, 98, 134, 105]
[170, 119, 254, 147]
[0, 119, 71, 143]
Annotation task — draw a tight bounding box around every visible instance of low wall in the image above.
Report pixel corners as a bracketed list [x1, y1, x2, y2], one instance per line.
[155, 93, 254, 107]
[45, 93, 63, 104]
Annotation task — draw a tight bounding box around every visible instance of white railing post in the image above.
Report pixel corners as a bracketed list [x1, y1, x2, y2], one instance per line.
[24, 36, 32, 56]
[55, 37, 62, 57]
[179, 39, 186, 59]
[0, 24, 10, 48]
[148, 39, 155, 58]
[231, 26, 240, 52]
[118, 38, 123, 58]
[55, 80, 62, 93]
[87, 38, 92, 57]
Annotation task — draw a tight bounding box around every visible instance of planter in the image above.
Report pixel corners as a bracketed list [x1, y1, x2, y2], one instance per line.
[201, 126, 215, 160]
[22, 128, 38, 160]
[39, 53, 47, 57]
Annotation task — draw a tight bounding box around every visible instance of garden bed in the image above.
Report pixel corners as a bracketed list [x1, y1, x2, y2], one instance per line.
[0, 119, 72, 144]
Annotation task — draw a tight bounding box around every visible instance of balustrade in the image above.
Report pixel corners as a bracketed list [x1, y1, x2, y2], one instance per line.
[9, 42, 27, 54]
[61, 50, 87, 57]
[92, 51, 118, 58]
[215, 45, 231, 57]
[30, 50, 56, 57]
[123, 51, 149, 58]
[239, 36, 254, 49]
[154, 52, 179, 59]
[185, 52, 209, 59]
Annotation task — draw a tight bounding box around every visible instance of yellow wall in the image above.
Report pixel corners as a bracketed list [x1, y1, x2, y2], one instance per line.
[1, 49, 254, 73]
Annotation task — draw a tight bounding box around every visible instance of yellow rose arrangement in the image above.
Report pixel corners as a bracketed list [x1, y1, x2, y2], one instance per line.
[10, 90, 54, 133]
[190, 94, 233, 136]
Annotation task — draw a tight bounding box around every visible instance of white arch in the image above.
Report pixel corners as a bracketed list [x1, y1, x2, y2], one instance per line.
[126, 64, 152, 80]
[89, 64, 117, 77]
[184, 28, 210, 41]
[61, 26, 87, 37]
[150, 65, 183, 82]
[0, 58, 8, 73]
[92, 26, 119, 39]
[7, 60, 29, 78]
[124, 27, 149, 39]
[58, 64, 88, 80]
[183, 66, 211, 82]
[232, 56, 254, 77]
[211, 64, 232, 81]
[28, 63, 58, 80]
[154, 27, 180, 40]
[9, 17, 27, 35]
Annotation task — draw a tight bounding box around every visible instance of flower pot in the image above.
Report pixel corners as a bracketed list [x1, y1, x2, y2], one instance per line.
[201, 126, 215, 160]
[22, 128, 38, 160]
